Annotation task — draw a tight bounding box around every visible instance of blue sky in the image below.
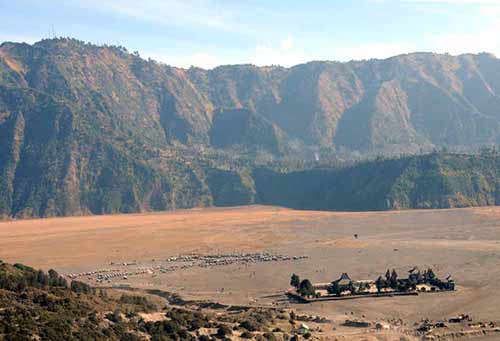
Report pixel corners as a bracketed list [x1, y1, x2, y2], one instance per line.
[1, 0, 499, 68]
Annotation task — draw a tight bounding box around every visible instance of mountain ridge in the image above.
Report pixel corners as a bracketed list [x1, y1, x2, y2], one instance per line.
[2, 37, 500, 218]
[2, 38, 500, 153]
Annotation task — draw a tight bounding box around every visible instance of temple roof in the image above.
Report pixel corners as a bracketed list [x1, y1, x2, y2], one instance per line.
[335, 272, 352, 286]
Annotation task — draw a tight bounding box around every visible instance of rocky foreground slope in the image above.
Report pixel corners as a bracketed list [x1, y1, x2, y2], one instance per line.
[0, 259, 302, 340]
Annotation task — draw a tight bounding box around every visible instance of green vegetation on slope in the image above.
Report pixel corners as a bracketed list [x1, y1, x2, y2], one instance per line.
[253, 152, 500, 211]
[0, 260, 297, 340]
[204, 167, 256, 207]
[3, 38, 500, 218]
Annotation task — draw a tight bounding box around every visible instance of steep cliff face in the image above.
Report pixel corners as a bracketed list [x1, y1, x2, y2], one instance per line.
[209, 108, 285, 154]
[0, 41, 215, 218]
[3, 40, 500, 154]
[0, 84, 213, 218]
[2, 38, 500, 218]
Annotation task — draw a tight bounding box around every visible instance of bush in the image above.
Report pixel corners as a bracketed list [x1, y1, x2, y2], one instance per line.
[241, 331, 253, 339]
[217, 324, 232, 338]
[263, 332, 277, 341]
[105, 309, 122, 323]
[240, 320, 260, 332]
[70, 280, 94, 294]
[290, 274, 300, 288]
[298, 279, 315, 297]
[119, 295, 156, 312]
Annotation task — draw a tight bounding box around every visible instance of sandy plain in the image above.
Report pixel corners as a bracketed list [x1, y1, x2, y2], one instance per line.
[1, 205, 500, 339]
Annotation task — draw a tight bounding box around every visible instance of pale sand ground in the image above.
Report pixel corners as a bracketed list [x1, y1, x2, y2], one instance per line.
[1, 205, 500, 339]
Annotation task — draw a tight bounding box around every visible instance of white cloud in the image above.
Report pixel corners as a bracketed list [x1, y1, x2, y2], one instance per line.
[143, 38, 420, 69]
[0, 34, 41, 44]
[431, 22, 500, 56]
[478, 4, 500, 16]
[144, 37, 309, 68]
[251, 37, 311, 67]
[250, 39, 418, 67]
[142, 37, 310, 68]
[77, 0, 240, 32]
[331, 42, 417, 61]
[280, 36, 294, 50]
[421, 0, 500, 56]
[388, 0, 500, 57]
[142, 50, 222, 69]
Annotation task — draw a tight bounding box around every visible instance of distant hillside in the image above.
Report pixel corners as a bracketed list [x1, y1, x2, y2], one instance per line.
[2, 38, 500, 218]
[253, 152, 500, 211]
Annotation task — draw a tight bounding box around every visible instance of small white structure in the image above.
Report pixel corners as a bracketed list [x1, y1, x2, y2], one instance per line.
[375, 322, 390, 330]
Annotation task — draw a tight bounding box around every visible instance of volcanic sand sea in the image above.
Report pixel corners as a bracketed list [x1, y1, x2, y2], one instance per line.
[1, 205, 500, 339]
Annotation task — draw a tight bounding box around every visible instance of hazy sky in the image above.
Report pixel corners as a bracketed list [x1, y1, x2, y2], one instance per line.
[1, 0, 498, 68]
